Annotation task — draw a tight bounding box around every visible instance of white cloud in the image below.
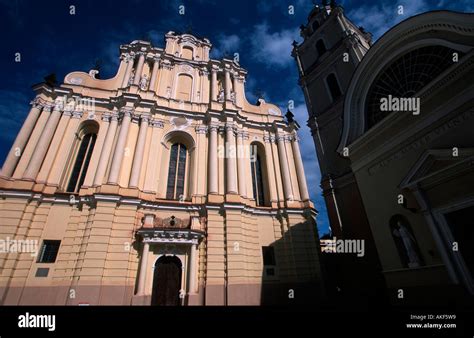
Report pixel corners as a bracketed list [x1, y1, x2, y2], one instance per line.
[349, 0, 429, 40]
[251, 23, 299, 68]
[219, 34, 241, 52]
[210, 34, 241, 58]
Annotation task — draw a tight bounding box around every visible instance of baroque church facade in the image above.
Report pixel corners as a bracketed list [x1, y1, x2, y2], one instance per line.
[0, 32, 323, 305]
[294, 3, 474, 305]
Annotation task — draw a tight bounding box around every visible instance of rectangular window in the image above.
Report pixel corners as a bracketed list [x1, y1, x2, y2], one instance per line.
[35, 268, 49, 277]
[37, 240, 61, 263]
[262, 246, 276, 266]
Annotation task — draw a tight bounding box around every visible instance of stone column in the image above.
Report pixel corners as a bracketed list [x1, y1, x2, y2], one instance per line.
[236, 132, 247, 198]
[143, 120, 164, 193]
[48, 111, 83, 186]
[108, 108, 132, 184]
[232, 74, 238, 96]
[121, 53, 135, 88]
[225, 123, 238, 194]
[137, 241, 150, 295]
[133, 53, 146, 85]
[224, 67, 232, 100]
[92, 112, 118, 186]
[159, 61, 172, 97]
[264, 135, 278, 202]
[198, 69, 206, 104]
[208, 125, 218, 194]
[188, 243, 198, 293]
[129, 115, 149, 188]
[148, 57, 160, 91]
[23, 103, 63, 180]
[291, 134, 310, 201]
[195, 126, 207, 195]
[36, 108, 73, 183]
[1, 99, 43, 177]
[232, 73, 240, 106]
[211, 67, 218, 101]
[276, 133, 292, 201]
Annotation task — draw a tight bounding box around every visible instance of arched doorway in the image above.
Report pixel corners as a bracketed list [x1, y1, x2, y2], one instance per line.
[151, 255, 182, 306]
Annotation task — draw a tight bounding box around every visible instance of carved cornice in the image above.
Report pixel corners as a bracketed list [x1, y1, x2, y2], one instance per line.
[140, 114, 151, 123]
[120, 106, 134, 117]
[161, 59, 173, 70]
[101, 112, 112, 122]
[263, 134, 276, 143]
[41, 103, 52, 113]
[110, 111, 120, 121]
[131, 113, 141, 124]
[147, 54, 161, 63]
[72, 110, 84, 119]
[53, 100, 65, 112]
[30, 97, 43, 109]
[195, 125, 208, 134]
[275, 134, 292, 143]
[208, 124, 219, 132]
[121, 52, 135, 63]
[151, 120, 164, 128]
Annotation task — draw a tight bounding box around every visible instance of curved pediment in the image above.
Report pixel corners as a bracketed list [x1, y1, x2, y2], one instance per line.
[64, 70, 121, 90]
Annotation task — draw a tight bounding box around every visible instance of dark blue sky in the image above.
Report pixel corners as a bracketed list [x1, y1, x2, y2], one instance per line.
[1, 0, 472, 236]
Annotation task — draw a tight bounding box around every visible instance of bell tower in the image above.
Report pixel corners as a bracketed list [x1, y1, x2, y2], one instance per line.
[293, 1, 371, 237]
[293, 1, 385, 301]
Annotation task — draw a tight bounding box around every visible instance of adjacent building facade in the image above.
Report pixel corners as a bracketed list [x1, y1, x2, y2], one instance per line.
[295, 3, 474, 305]
[0, 32, 323, 305]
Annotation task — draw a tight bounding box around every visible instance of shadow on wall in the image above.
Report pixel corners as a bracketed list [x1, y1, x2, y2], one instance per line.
[257, 217, 391, 308]
[259, 220, 325, 306]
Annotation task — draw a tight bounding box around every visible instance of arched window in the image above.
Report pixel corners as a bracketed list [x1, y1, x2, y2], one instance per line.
[326, 73, 342, 101]
[366, 45, 462, 128]
[316, 39, 326, 57]
[250, 145, 266, 206]
[312, 20, 320, 32]
[182, 46, 194, 60]
[176, 74, 193, 102]
[389, 215, 424, 268]
[166, 143, 187, 200]
[66, 130, 97, 193]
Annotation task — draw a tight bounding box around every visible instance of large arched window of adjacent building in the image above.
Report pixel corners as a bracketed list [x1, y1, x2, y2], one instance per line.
[250, 142, 268, 207]
[316, 39, 326, 58]
[166, 143, 188, 200]
[326, 73, 342, 102]
[365, 45, 463, 129]
[65, 122, 98, 193]
[389, 215, 424, 268]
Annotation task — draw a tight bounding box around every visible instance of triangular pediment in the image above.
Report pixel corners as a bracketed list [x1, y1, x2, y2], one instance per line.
[399, 148, 474, 188]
